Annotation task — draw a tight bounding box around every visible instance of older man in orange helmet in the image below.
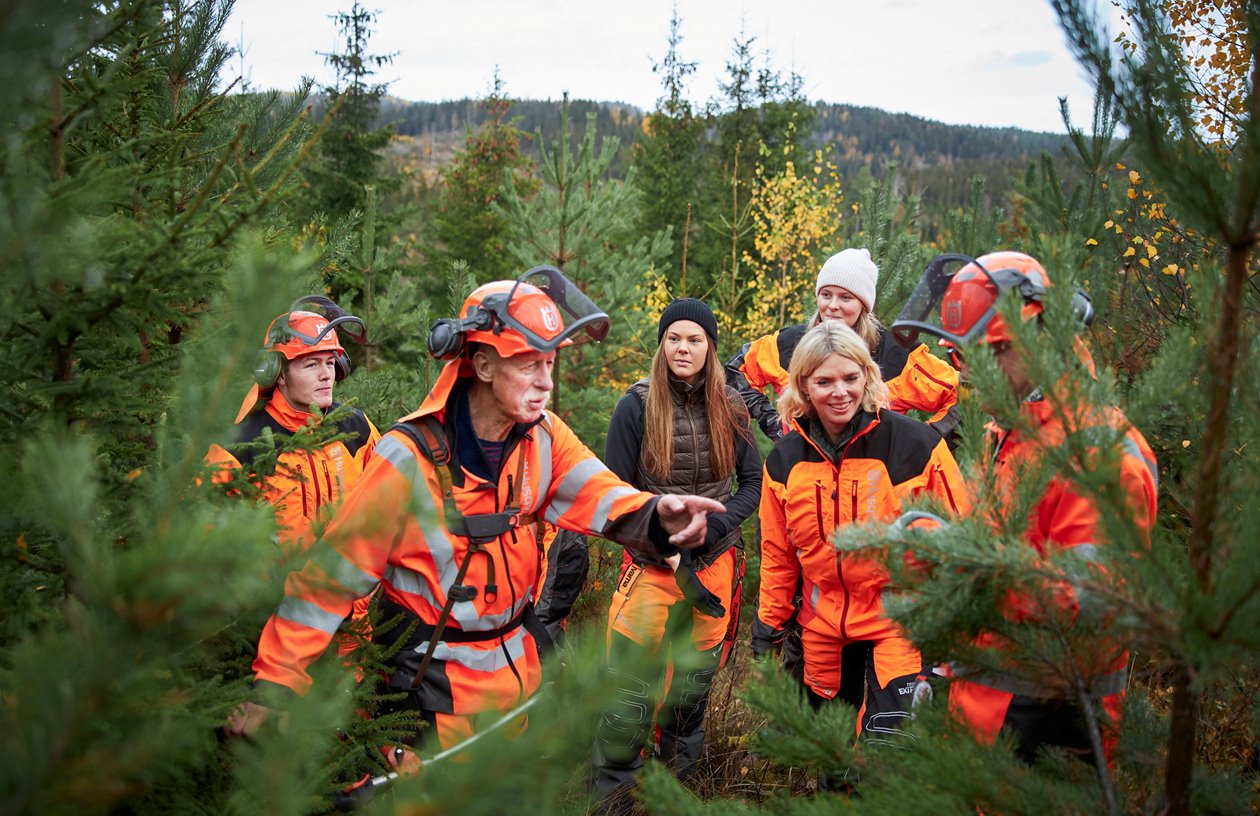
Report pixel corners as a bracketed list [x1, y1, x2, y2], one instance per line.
[227, 268, 725, 758]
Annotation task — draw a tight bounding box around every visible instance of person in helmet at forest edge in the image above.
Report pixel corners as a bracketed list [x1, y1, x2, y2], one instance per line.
[205, 296, 381, 654]
[890, 250, 1158, 765]
[225, 268, 726, 759]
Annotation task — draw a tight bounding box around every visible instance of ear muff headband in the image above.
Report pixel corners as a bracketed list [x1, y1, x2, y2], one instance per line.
[426, 309, 496, 360]
[253, 349, 352, 388]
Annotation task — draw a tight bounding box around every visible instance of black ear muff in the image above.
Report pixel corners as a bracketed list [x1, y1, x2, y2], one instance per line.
[333, 352, 352, 381]
[254, 350, 283, 388]
[427, 317, 467, 360]
[427, 308, 496, 360]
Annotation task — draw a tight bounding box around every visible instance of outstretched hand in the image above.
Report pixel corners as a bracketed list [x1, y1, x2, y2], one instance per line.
[225, 700, 277, 739]
[656, 494, 725, 550]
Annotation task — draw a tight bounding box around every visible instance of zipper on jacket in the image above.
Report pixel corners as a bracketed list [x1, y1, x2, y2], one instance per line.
[815, 482, 826, 540]
[935, 464, 960, 513]
[307, 452, 322, 509]
[834, 469, 850, 639]
[298, 464, 309, 517]
[686, 400, 700, 491]
[850, 479, 859, 523]
[321, 460, 333, 504]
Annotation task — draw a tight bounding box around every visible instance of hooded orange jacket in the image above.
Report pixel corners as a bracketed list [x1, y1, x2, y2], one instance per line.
[251, 358, 674, 716]
[956, 391, 1159, 698]
[758, 409, 970, 644]
[205, 388, 381, 553]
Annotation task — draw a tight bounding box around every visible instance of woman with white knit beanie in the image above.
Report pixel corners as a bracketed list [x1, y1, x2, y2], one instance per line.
[725, 247, 959, 443]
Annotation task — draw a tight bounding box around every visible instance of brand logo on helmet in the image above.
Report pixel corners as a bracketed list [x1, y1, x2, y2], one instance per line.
[944, 301, 963, 332]
[539, 304, 559, 333]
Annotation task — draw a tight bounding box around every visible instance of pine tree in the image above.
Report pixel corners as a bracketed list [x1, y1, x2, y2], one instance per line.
[431, 72, 538, 281]
[495, 97, 671, 449]
[634, 6, 706, 287]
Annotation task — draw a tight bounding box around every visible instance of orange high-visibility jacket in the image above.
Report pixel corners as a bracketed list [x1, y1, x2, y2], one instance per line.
[758, 409, 970, 643]
[733, 325, 958, 434]
[205, 389, 381, 553]
[252, 359, 670, 715]
[961, 394, 1158, 697]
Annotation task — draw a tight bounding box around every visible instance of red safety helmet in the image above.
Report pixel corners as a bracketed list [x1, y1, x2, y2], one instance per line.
[890, 251, 1089, 351]
[427, 266, 610, 360]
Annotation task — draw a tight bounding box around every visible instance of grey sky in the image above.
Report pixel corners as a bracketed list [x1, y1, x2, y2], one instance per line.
[225, 0, 1112, 133]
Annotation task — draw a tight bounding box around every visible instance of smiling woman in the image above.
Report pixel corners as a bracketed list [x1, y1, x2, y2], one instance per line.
[752, 320, 969, 785]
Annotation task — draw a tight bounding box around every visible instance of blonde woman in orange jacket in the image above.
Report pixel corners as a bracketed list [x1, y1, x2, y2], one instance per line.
[751, 321, 969, 750]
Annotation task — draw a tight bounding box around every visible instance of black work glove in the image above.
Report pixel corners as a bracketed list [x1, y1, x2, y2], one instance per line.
[749, 618, 785, 659]
[673, 560, 726, 619]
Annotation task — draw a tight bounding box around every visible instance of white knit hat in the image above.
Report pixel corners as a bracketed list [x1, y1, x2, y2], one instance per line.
[816, 248, 879, 313]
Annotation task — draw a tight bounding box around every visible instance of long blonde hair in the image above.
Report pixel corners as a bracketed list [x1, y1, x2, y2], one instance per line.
[641, 342, 748, 480]
[807, 305, 883, 350]
[778, 322, 890, 430]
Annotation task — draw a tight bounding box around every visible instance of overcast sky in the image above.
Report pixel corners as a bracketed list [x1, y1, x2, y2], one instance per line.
[224, 0, 1114, 134]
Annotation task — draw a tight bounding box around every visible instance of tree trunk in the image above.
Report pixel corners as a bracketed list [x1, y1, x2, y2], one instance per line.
[1164, 241, 1251, 815]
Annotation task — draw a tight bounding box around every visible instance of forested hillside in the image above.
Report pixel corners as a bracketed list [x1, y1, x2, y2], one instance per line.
[2, 1, 1258, 815]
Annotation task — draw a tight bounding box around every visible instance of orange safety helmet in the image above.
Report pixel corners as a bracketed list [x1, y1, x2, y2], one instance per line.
[891, 251, 1090, 350]
[254, 297, 366, 387]
[427, 266, 610, 360]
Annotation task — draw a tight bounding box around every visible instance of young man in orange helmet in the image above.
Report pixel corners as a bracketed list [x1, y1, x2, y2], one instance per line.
[891, 251, 1158, 766]
[206, 296, 380, 556]
[226, 268, 725, 759]
[206, 297, 381, 654]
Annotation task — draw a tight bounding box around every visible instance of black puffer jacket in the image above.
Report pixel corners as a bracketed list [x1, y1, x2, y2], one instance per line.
[604, 376, 762, 565]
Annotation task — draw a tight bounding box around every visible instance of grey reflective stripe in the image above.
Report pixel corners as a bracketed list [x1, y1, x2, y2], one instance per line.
[590, 486, 642, 533]
[805, 583, 821, 616]
[964, 666, 1129, 699]
[1071, 543, 1101, 562]
[277, 596, 346, 635]
[376, 434, 419, 481]
[379, 430, 463, 612]
[410, 626, 528, 672]
[532, 424, 553, 514]
[1121, 435, 1159, 491]
[308, 545, 379, 599]
[544, 457, 608, 525]
[384, 568, 533, 632]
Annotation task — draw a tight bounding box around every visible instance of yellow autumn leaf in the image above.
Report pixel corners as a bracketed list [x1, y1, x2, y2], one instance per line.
[1182, 440, 1191, 448]
[1086, 238, 1098, 246]
[1146, 243, 1158, 258]
[1128, 170, 1141, 185]
[1104, 220, 1114, 229]
[1139, 258, 1150, 268]
[1123, 246, 1136, 257]
[1127, 188, 1137, 199]
[1162, 264, 1180, 275]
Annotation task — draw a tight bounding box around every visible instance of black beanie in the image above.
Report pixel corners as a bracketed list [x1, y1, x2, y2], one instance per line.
[657, 298, 719, 344]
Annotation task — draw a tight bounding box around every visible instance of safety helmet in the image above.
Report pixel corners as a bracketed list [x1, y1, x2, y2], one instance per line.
[890, 251, 1090, 350]
[427, 265, 610, 360]
[254, 296, 366, 387]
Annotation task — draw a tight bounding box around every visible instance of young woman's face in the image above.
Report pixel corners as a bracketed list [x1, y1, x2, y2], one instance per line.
[276, 351, 337, 412]
[816, 286, 864, 328]
[806, 352, 867, 437]
[661, 319, 710, 384]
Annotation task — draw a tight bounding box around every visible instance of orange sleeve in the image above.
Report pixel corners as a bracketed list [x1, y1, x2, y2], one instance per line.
[741, 332, 789, 395]
[541, 414, 654, 538]
[252, 443, 410, 693]
[887, 343, 959, 422]
[756, 467, 799, 631]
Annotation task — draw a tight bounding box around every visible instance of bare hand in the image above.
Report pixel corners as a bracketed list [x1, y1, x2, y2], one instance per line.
[656, 495, 725, 550]
[225, 700, 274, 739]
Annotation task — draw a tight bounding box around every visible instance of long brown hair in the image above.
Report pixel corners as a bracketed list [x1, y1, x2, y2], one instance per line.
[640, 342, 749, 480]
[778, 322, 890, 430]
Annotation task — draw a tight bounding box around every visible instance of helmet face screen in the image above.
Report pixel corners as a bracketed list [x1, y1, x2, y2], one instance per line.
[494, 266, 611, 353]
[891, 254, 1046, 348]
[285, 296, 367, 346]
